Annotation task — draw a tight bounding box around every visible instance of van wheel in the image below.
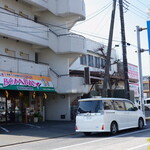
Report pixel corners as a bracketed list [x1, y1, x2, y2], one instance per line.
[138, 118, 144, 129]
[110, 122, 118, 135]
[83, 132, 91, 136]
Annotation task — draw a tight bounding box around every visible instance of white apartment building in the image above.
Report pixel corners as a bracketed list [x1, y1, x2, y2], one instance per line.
[70, 39, 119, 96]
[0, 0, 88, 123]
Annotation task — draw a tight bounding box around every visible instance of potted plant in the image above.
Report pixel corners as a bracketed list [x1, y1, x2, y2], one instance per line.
[33, 112, 42, 123]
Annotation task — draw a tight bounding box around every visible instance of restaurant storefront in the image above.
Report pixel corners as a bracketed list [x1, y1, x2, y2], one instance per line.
[0, 71, 55, 124]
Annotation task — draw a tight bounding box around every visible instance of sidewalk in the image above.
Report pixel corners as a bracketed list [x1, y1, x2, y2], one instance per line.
[0, 121, 76, 147]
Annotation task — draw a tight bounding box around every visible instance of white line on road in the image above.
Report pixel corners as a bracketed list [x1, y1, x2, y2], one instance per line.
[0, 126, 9, 132]
[52, 128, 150, 150]
[126, 143, 150, 150]
[24, 123, 41, 129]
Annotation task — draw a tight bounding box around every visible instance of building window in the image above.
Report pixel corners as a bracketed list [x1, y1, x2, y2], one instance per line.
[143, 83, 149, 90]
[95, 57, 100, 68]
[5, 48, 15, 57]
[88, 55, 94, 67]
[80, 55, 87, 65]
[20, 52, 29, 60]
[101, 58, 106, 69]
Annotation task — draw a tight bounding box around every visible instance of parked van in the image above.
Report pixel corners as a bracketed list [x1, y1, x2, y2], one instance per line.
[144, 98, 150, 110]
[76, 97, 146, 135]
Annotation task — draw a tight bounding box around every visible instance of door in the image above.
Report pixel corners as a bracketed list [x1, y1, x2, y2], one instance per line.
[113, 100, 128, 129]
[124, 101, 138, 127]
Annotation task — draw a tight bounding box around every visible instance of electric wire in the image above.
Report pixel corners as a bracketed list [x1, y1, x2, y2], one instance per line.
[74, 1, 113, 27]
[91, 5, 112, 35]
[0, 1, 148, 53]
[137, 0, 148, 8]
[129, 3, 148, 17]
[122, 0, 148, 20]
[0, 12, 141, 51]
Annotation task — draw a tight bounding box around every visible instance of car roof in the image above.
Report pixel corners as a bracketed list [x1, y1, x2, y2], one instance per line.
[78, 97, 129, 102]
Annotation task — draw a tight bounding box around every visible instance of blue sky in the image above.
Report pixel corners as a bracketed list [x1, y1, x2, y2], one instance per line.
[72, 0, 150, 76]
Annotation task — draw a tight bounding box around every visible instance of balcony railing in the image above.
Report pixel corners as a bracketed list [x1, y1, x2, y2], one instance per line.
[0, 8, 49, 47]
[0, 54, 49, 76]
[57, 33, 86, 54]
[57, 76, 89, 94]
[22, 0, 85, 19]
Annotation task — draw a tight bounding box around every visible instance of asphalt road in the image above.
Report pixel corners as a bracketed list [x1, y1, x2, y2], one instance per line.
[0, 122, 150, 150]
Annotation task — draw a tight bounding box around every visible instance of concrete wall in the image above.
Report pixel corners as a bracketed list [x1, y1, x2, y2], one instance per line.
[45, 93, 70, 120]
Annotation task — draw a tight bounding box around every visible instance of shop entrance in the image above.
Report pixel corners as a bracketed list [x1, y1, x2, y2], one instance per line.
[0, 90, 29, 124]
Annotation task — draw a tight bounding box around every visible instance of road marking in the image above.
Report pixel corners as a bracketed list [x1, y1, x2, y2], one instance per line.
[125, 143, 150, 150]
[52, 128, 150, 150]
[24, 123, 41, 129]
[0, 126, 9, 132]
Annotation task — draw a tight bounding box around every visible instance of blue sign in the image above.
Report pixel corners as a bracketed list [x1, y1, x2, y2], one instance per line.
[147, 20, 150, 54]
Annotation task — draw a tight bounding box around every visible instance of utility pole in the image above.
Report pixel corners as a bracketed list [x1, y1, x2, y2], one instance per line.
[119, 0, 130, 99]
[102, 0, 117, 97]
[136, 26, 145, 113]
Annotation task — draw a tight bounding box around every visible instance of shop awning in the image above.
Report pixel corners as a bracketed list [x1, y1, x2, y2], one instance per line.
[0, 71, 55, 92]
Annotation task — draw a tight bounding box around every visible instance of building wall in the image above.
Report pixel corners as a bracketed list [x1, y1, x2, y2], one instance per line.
[0, 0, 87, 121]
[45, 93, 70, 120]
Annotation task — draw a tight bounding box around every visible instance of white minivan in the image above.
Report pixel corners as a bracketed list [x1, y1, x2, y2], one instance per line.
[76, 97, 146, 135]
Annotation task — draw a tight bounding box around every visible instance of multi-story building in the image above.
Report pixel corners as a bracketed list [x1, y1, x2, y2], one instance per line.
[143, 76, 150, 98]
[0, 0, 88, 123]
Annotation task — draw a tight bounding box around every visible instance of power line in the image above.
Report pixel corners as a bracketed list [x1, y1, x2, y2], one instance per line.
[128, 10, 147, 20]
[0, 3, 145, 53]
[0, 17, 139, 51]
[137, 0, 148, 8]
[74, 1, 113, 27]
[129, 3, 148, 17]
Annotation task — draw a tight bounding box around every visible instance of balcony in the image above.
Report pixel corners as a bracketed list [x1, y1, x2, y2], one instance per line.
[56, 0, 85, 19]
[57, 34, 86, 54]
[22, 0, 48, 11]
[0, 9, 86, 55]
[22, 0, 85, 19]
[0, 9, 49, 47]
[0, 55, 49, 76]
[57, 76, 89, 94]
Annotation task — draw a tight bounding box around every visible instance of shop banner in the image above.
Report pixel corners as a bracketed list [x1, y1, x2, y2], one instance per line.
[0, 71, 55, 92]
[128, 63, 138, 80]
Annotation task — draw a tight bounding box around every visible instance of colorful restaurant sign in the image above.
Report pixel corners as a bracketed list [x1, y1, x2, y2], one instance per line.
[0, 71, 55, 92]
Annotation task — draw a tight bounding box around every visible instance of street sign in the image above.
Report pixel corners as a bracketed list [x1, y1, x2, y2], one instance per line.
[147, 20, 150, 54]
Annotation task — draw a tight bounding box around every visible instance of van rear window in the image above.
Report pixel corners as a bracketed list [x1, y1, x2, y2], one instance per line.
[78, 100, 102, 113]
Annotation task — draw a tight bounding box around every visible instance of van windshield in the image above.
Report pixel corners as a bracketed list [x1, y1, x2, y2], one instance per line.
[77, 100, 102, 113]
